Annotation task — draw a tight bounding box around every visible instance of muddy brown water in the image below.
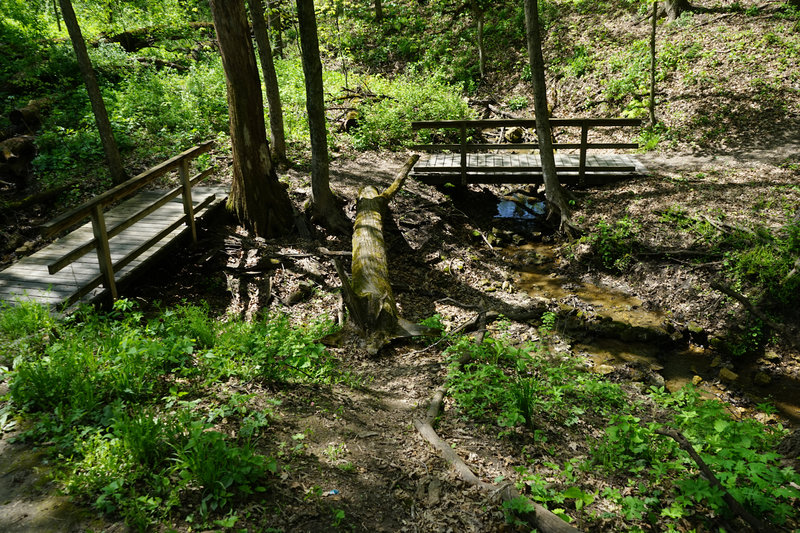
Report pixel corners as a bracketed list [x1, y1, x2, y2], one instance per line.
[494, 201, 800, 425]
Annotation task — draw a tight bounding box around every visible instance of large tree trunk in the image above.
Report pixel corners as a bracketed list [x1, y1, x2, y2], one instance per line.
[661, 0, 692, 21]
[248, 0, 289, 168]
[58, 0, 127, 185]
[210, 0, 293, 237]
[523, 0, 573, 233]
[296, 0, 349, 233]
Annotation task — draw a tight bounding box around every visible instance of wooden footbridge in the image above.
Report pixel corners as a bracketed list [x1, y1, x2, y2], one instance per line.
[410, 118, 645, 185]
[0, 141, 227, 308]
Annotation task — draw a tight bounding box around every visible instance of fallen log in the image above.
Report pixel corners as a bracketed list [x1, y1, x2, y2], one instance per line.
[1, 180, 78, 213]
[710, 281, 793, 343]
[133, 57, 189, 71]
[655, 428, 769, 533]
[336, 154, 433, 352]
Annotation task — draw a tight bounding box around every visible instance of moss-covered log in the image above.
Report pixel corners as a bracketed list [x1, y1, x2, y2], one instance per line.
[339, 155, 427, 352]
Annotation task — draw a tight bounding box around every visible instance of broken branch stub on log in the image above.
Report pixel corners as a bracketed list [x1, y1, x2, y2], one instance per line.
[339, 155, 434, 352]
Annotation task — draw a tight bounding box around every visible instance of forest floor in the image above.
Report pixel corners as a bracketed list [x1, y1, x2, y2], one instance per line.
[5, 138, 795, 531]
[132, 138, 800, 531]
[1, 1, 799, 528]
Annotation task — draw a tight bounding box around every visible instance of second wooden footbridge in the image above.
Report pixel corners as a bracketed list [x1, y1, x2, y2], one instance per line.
[410, 118, 645, 185]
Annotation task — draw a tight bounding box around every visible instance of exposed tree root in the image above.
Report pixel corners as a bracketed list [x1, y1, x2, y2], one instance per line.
[710, 281, 795, 345]
[655, 428, 772, 533]
[413, 310, 583, 533]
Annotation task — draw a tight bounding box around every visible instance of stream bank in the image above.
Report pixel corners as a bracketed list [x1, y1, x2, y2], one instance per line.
[488, 192, 800, 426]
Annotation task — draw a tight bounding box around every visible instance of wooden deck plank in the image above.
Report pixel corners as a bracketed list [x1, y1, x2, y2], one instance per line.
[411, 152, 642, 185]
[0, 186, 227, 307]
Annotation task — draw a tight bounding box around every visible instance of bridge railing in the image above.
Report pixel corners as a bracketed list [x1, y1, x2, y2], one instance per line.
[40, 140, 215, 302]
[411, 118, 641, 185]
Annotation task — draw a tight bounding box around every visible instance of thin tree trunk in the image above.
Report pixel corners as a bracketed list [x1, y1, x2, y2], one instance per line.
[268, 0, 285, 59]
[375, 0, 383, 22]
[58, 0, 127, 185]
[53, 0, 61, 31]
[296, 0, 349, 233]
[249, 0, 288, 168]
[210, 0, 294, 237]
[477, 11, 485, 78]
[649, 0, 657, 126]
[523, 0, 573, 233]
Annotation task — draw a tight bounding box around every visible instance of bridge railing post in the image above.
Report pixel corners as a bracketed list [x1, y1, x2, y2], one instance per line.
[90, 204, 118, 301]
[459, 122, 467, 186]
[178, 159, 197, 243]
[579, 120, 589, 186]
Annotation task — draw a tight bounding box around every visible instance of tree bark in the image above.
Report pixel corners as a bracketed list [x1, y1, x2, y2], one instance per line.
[523, 0, 574, 233]
[210, 0, 294, 237]
[649, 0, 657, 126]
[268, 1, 285, 59]
[375, 0, 383, 22]
[58, 0, 127, 185]
[296, 0, 349, 233]
[248, 0, 289, 168]
[661, 0, 692, 21]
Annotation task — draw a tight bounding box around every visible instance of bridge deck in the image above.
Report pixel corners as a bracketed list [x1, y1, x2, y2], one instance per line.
[411, 152, 644, 185]
[0, 186, 227, 308]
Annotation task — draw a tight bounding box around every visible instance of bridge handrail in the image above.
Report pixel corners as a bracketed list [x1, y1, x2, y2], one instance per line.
[39, 140, 215, 302]
[411, 118, 641, 185]
[41, 140, 214, 237]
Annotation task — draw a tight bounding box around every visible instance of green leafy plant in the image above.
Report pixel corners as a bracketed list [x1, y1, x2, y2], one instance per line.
[585, 216, 638, 272]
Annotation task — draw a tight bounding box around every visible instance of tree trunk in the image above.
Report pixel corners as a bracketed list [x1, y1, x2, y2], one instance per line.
[58, 0, 127, 185]
[52, 0, 61, 32]
[248, 0, 289, 168]
[210, 0, 294, 237]
[375, 0, 383, 22]
[661, 0, 692, 21]
[477, 10, 485, 78]
[523, 0, 573, 232]
[649, 0, 657, 126]
[296, 0, 350, 233]
[268, 0, 285, 59]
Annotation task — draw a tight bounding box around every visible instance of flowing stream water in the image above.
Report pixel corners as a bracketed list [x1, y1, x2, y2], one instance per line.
[494, 199, 800, 424]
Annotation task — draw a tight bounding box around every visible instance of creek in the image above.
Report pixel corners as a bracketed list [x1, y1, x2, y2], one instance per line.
[493, 198, 800, 425]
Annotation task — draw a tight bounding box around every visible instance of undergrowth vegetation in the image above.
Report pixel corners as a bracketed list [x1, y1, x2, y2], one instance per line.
[0, 299, 348, 529]
[443, 319, 800, 531]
